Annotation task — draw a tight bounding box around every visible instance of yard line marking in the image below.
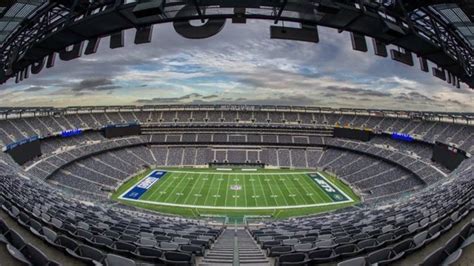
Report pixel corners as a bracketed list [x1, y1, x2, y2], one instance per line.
[286, 173, 311, 205]
[224, 174, 230, 207]
[233, 175, 238, 207]
[193, 173, 208, 205]
[270, 174, 290, 206]
[296, 173, 318, 204]
[118, 198, 354, 210]
[259, 173, 278, 206]
[162, 172, 190, 202]
[248, 173, 260, 207]
[255, 173, 270, 207]
[203, 173, 216, 206]
[182, 173, 200, 204]
[213, 173, 224, 206]
[243, 174, 248, 207]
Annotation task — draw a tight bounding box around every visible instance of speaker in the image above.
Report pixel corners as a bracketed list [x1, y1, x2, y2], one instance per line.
[46, 53, 56, 68]
[447, 71, 452, 84]
[23, 66, 29, 79]
[419, 57, 429, 72]
[85, 37, 101, 55]
[372, 38, 387, 57]
[351, 32, 367, 52]
[31, 58, 45, 75]
[132, 0, 165, 18]
[110, 31, 124, 49]
[270, 24, 319, 43]
[0, 67, 5, 83]
[451, 74, 457, 86]
[432, 67, 446, 81]
[390, 49, 413, 66]
[135, 25, 153, 44]
[233, 8, 246, 23]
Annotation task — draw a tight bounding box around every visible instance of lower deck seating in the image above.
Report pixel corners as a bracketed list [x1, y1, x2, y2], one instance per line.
[252, 159, 473, 265]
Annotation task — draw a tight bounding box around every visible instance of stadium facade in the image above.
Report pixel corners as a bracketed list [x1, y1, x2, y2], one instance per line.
[0, 105, 472, 265]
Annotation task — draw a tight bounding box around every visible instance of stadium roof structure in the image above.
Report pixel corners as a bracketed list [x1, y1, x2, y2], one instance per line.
[0, 105, 473, 124]
[0, 0, 473, 90]
[432, 3, 474, 47]
[0, 0, 44, 42]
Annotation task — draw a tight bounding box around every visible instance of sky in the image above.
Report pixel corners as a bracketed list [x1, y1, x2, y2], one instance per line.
[0, 20, 473, 112]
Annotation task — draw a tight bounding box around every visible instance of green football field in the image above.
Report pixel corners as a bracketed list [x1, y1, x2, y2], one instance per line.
[112, 168, 360, 222]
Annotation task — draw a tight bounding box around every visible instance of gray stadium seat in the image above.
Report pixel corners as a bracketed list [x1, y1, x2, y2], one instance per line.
[334, 244, 360, 258]
[367, 248, 403, 265]
[357, 238, 380, 253]
[421, 247, 445, 266]
[66, 244, 105, 264]
[277, 252, 309, 265]
[162, 251, 195, 265]
[54, 235, 78, 252]
[337, 256, 366, 266]
[267, 245, 292, 257]
[293, 243, 314, 252]
[308, 249, 338, 263]
[112, 241, 136, 256]
[29, 219, 43, 238]
[133, 246, 163, 262]
[91, 236, 114, 249]
[105, 253, 136, 266]
[22, 243, 60, 266]
[42, 226, 58, 244]
[179, 244, 204, 256]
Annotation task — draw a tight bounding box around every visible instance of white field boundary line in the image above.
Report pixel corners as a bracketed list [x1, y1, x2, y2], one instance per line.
[156, 170, 311, 175]
[315, 173, 355, 203]
[118, 170, 355, 210]
[118, 197, 353, 210]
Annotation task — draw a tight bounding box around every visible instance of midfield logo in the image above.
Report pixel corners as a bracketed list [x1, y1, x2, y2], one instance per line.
[230, 185, 242, 191]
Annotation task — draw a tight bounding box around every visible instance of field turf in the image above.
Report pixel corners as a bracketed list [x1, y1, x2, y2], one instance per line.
[112, 168, 360, 221]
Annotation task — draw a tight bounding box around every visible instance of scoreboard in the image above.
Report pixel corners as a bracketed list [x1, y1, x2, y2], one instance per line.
[333, 127, 372, 142]
[4, 136, 42, 165]
[431, 142, 468, 171]
[103, 123, 141, 138]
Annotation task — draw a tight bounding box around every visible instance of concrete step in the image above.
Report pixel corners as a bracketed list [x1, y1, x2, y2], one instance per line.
[240, 255, 268, 258]
[200, 229, 270, 266]
[239, 259, 271, 263]
[205, 255, 233, 258]
[201, 259, 234, 263]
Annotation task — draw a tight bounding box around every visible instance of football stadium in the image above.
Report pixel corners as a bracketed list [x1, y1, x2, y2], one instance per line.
[0, 1, 473, 265]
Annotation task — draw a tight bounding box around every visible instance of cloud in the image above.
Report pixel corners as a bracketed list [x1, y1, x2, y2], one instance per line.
[0, 20, 472, 112]
[135, 93, 215, 104]
[23, 86, 46, 92]
[394, 92, 436, 103]
[202, 94, 219, 99]
[71, 78, 121, 92]
[322, 86, 391, 97]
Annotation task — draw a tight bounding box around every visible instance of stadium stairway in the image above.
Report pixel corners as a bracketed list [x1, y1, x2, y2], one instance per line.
[200, 228, 270, 265]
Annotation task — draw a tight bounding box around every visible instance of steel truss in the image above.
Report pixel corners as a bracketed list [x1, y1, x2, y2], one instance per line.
[0, 0, 472, 89]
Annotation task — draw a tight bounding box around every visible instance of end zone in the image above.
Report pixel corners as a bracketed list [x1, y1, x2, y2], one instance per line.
[120, 170, 167, 200]
[308, 173, 352, 202]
